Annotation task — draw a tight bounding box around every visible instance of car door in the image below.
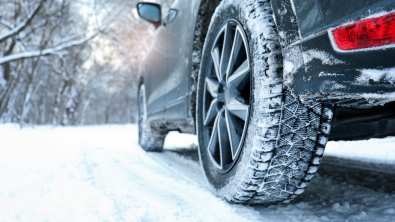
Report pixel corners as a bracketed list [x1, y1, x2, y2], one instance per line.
[163, 0, 200, 121]
[144, 24, 169, 122]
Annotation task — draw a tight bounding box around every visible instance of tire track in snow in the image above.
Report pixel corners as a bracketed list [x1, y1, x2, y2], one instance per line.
[101, 146, 266, 222]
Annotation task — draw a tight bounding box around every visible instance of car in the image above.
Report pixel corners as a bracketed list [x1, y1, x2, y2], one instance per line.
[136, 0, 395, 204]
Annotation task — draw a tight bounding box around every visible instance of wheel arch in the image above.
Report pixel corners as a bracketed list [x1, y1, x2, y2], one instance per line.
[190, 0, 223, 129]
[190, 0, 288, 126]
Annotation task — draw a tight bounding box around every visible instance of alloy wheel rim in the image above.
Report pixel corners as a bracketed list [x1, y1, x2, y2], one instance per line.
[203, 20, 251, 172]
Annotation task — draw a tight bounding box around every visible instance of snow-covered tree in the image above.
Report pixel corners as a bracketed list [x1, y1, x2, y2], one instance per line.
[0, 0, 173, 126]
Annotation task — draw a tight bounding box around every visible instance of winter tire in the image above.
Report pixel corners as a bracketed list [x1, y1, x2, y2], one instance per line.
[196, 0, 333, 204]
[138, 84, 164, 151]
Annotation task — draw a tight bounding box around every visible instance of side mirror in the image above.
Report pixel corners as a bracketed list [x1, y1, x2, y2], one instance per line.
[137, 3, 161, 29]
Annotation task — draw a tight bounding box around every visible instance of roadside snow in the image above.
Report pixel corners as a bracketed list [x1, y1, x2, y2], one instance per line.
[1, 124, 395, 221]
[0, 125, 258, 222]
[326, 137, 395, 164]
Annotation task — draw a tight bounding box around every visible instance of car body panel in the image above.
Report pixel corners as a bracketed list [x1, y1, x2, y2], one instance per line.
[164, 0, 200, 121]
[143, 0, 201, 128]
[143, 25, 168, 121]
[141, 0, 395, 140]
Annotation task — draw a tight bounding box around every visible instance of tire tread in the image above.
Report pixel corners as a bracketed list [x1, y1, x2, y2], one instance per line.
[220, 0, 333, 204]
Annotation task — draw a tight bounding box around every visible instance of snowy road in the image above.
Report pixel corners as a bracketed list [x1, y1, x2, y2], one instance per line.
[1, 125, 395, 221]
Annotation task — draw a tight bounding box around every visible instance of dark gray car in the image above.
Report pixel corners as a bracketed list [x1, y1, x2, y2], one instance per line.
[137, 0, 395, 204]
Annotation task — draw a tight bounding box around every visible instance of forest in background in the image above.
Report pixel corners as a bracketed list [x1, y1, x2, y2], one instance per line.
[0, 0, 172, 126]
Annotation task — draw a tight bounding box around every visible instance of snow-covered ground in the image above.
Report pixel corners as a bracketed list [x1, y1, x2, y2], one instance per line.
[0, 124, 395, 221]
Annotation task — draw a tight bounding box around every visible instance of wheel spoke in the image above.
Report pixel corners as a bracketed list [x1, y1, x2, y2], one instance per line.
[225, 108, 241, 159]
[227, 101, 249, 121]
[207, 114, 220, 154]
[204, 99, 218, 126]
[219, 24, 234, 84]
[226, 31, 244, 82]
[207, 113, 221, 169]
[211, 47, 221, 82]
[205, 77, 219, 98]
[203, 78, 220, 126]
[217, 110, 232, 169]
[227, 59, 249, 89]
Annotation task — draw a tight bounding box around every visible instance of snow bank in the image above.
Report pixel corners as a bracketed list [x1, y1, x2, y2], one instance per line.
[326, 136, 395, 164]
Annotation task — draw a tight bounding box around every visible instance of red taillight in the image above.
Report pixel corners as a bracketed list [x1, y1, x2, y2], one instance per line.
[332, 12, 395, 51]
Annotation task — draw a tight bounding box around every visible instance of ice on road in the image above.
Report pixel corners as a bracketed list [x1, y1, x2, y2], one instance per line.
[0, 124, 395, 222]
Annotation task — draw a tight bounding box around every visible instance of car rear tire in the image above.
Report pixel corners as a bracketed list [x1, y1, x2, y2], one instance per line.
[138, 84, 164, 152]
[196, 0, 333, 204]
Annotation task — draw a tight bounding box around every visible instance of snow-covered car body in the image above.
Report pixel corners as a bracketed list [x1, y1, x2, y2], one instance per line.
[139, 0, 395, 141]
[274, 0, 395, 101]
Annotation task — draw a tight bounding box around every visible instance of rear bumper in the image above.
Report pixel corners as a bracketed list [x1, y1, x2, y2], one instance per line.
[268, 1, 395, 140]
[288, 32, 395, 107]
[291, 0, 395, 39]
[272, 0, 395, 108]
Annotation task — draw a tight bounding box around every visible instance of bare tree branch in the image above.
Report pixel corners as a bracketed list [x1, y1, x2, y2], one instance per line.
[0, 19, 14, 29]
[0, 1, 43, 42]
[0, 31, 100, 65]
[53, 30, 90, 47]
